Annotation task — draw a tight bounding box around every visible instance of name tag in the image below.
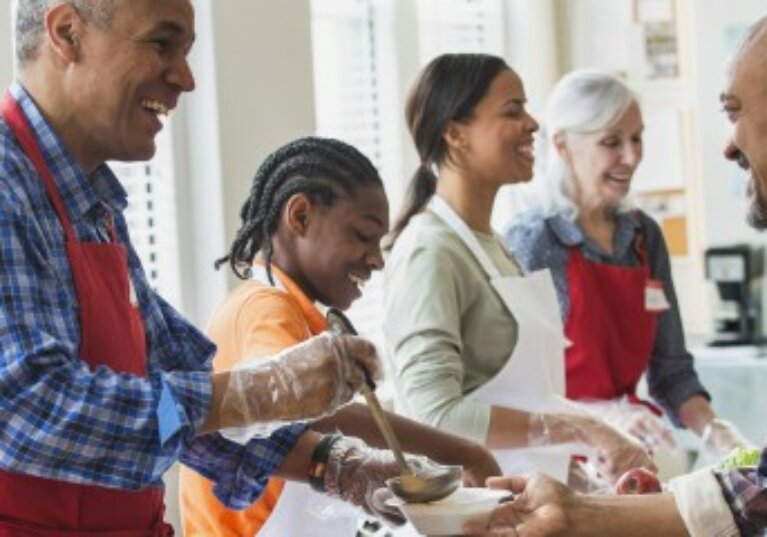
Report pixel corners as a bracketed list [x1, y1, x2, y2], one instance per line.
[645, 280, 670, 312]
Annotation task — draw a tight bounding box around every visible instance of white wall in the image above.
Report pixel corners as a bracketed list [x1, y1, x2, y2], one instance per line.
[1, 1, 12, 87]
[179, 0, 316, 328]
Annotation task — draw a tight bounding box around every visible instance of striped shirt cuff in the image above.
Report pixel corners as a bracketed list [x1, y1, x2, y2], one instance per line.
[669, 467, 740, 536]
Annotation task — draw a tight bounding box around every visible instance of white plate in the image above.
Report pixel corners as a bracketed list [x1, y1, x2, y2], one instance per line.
[386, 487, 512, 536]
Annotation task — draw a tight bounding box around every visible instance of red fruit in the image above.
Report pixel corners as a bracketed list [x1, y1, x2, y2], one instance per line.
[614, 468, 662, 495]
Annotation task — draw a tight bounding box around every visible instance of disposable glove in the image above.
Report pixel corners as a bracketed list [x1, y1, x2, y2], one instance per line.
[579, 397, 677, 453]
[216, 333, 381, 437]
[566, 457, 611, 493]
[701, 418, 754, 456]
[528, 412, 656, 484]
[323, 436, 441, 525]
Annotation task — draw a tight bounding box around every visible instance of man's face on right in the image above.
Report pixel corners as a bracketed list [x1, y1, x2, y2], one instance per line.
[721, 35, 767, 230]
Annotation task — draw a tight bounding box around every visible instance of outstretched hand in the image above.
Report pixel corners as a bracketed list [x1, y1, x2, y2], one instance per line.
[463, 473, 572, 536]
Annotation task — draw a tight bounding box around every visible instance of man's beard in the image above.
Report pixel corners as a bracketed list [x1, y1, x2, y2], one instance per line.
[747, 176, 767, 230]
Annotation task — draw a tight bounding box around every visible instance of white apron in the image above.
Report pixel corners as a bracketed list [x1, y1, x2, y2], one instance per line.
[258, 482, 362, 536]
[429, 196, 578, 482]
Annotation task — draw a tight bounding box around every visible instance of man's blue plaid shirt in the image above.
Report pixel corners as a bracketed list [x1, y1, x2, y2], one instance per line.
[0, 82, 305, 509]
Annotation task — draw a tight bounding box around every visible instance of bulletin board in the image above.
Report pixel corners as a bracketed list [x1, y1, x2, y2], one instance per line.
[632, 0, 680, 80]
[630, 0, 691, 257]
[635, 190, 689, 256]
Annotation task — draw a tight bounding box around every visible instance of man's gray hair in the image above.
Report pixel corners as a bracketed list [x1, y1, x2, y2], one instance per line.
[15, 0, 118, 65]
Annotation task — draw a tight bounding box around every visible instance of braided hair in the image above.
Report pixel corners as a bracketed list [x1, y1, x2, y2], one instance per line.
[216, 136, 383, 283]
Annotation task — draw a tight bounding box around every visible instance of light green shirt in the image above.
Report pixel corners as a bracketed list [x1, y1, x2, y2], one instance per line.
[383, 210, 522, 443]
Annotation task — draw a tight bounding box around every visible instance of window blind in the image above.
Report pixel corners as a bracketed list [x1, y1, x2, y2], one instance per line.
[417, 0, 505, 62]
[309, 0, 400, 191]
[111, 125, 182, 309]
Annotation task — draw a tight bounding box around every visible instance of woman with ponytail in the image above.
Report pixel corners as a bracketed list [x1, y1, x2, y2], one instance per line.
[383, 54, 654, 489]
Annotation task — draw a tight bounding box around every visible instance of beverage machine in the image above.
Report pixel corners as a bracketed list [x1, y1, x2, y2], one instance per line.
[704, 244, 765, 346]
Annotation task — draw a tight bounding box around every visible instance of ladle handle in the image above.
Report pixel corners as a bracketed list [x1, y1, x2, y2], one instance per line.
[358, 384, 412, 473]
[325, 308, 412, 473]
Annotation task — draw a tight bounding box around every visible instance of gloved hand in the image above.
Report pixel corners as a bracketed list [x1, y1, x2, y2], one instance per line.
[579, 397, 677, 453]
[701, 418, 754, 456]
[323, 436, 440, 525]
[566, 457, 611, 493]
[214, 333, 381, 437]
[528, 412, 656, 484]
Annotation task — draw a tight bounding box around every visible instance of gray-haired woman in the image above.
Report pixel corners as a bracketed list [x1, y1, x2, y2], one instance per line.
[504, 69, 750, 456]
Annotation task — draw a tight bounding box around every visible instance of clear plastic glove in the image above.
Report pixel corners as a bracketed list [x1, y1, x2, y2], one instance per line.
[529, 412, 656, 484]
[579, 397, 677, 453]
[216, 333, 381, 437]
[324, 436, 440, 525]
[701, 418, 754, 456]
[566, 458, 611, 493]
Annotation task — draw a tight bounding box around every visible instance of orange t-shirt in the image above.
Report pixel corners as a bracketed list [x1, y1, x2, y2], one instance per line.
[179, 265, 326, 537]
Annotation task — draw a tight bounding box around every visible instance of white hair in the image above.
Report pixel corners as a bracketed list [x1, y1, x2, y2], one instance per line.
[533, 69, 639, 218]
[15, 0, 118, 66]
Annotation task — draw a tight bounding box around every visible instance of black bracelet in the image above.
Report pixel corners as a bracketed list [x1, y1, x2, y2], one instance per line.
[308, 433, 343, 493]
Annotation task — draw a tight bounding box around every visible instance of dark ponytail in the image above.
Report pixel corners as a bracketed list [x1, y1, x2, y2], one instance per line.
[383, 164, 436, 250]
[384, 53, 510, 249]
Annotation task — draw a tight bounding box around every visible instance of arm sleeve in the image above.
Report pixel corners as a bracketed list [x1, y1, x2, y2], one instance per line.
[711, 446, 767, 535]
[0, 185, 306, 504]
[641, 215, 709, 425]
[151, 289, 306, 508]
[383, 238, 491, 443]
[668, 467, 740, 536]
[0, 186, 210, 489]
[181, 423, 306, 510]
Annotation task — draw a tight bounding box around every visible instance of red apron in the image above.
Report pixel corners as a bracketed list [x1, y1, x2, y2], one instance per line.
[0, 93, 173, 536]
[564, 230, 660, 410]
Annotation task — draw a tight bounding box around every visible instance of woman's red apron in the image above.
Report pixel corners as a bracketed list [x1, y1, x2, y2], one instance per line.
[0, 93, 172, 536]
[564, 230, 660, 412]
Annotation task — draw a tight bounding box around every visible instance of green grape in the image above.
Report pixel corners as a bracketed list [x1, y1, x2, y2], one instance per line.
[718, 447, 761, 470]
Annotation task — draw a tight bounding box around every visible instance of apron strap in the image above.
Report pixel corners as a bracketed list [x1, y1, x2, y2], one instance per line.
[427, 195, 502, 279]
[1, 92, 77, 242]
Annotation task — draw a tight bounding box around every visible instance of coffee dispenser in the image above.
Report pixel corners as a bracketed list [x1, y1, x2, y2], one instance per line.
[704, 244, 764, 346]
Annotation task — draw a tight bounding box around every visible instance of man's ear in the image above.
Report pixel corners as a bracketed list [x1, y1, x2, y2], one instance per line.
[283, 193, 312, 237]
[45, 3, 84, 63]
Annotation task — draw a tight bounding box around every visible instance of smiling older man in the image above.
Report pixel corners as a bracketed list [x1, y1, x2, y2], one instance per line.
[0, 1, 388, 534]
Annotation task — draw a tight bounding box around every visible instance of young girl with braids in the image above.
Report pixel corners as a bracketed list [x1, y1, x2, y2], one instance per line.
[178, 136, 500, 537]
